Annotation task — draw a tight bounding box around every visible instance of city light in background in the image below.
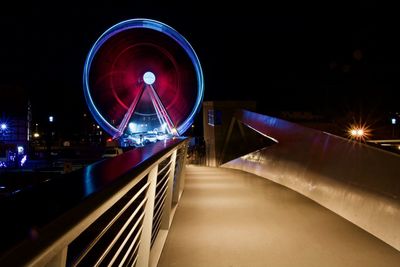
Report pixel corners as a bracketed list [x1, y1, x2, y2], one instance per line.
[348, 124, 371, 141]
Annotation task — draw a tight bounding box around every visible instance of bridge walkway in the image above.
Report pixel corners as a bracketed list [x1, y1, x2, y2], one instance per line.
[158, 166, 400, 267]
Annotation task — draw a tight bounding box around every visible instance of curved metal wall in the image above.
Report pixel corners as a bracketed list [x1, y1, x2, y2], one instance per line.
[223, 110, 400, 251]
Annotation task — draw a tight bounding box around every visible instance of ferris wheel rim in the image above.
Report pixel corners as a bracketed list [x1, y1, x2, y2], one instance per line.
[83, 18, 204, 136]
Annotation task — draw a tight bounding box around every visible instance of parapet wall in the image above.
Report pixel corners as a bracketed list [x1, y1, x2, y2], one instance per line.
[222, 110, 400, 251]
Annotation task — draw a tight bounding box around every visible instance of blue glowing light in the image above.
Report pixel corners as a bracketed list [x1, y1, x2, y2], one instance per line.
[17, 146, 24, 154]
[83, 18, 204, 137]
[128, 122, 137, 133]
[392, 118, 396, 125]
[0, 123, 7, 130]
[84, 164, 96, 196]
[143, 71, 156, 85]
[20, 155, 27, 166]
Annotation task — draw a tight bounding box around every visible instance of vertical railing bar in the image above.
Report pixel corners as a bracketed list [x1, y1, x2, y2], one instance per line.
[177, 145, 187, 201]
[160, 149, 177, 230]
[136, 165, 158, 267]
[172, 150, 184, 204]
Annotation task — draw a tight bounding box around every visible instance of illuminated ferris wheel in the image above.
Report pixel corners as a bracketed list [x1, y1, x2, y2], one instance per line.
[83, 19, 204, 146]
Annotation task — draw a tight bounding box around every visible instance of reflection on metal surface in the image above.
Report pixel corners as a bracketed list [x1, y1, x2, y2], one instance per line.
[224, 109, 400, 251]
[0, 138, 188, 266]
[84, 164, 96, 196]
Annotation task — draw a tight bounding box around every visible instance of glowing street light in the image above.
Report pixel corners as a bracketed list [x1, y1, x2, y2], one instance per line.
[391, 118, 397, 137]
[0, 123, 7, 130]
[348, 125, 370, 140]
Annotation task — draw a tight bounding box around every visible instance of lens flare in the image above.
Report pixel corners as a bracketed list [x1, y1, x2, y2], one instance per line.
[347, 124, 371, 141]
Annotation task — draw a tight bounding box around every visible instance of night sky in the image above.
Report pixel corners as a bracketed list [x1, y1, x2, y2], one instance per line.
[1, 1, 399, 132]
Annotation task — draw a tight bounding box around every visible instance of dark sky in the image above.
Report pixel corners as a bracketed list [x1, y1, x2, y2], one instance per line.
[1, 1, 399, 130]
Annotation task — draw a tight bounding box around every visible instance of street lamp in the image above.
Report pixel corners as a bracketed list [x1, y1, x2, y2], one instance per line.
[391, 118, 396, 137]
[0, 123, 6, 142]
[349, 127, 365, 138]
[348, 124, 370, 141]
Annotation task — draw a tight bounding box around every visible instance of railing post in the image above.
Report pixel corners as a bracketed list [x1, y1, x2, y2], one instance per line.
[161, 150, 177, 229]
[43, 247, 67, 267]
[173, 145, 187, 204]
[137, 165, 158, 267]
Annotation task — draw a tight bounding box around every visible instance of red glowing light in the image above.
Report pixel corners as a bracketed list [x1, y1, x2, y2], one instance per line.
[89, 28, 197, 129]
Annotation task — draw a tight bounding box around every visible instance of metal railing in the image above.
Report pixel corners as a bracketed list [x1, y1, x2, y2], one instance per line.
[0, 138, 188, 267]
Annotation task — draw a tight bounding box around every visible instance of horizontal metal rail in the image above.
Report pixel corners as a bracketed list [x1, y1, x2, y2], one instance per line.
[0, 138, 188, 267]
[71, 184, 149, 266]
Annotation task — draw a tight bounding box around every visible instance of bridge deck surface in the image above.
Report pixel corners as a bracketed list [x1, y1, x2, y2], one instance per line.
[158, 166, 400, 267]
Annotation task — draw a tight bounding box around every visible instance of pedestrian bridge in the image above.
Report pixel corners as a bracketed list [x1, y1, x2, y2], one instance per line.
[158, 166, 400, 267]
[0, 110, 399, 266]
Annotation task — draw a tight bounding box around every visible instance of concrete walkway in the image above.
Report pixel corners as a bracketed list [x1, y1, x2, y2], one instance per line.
[158, 166, 400, 267]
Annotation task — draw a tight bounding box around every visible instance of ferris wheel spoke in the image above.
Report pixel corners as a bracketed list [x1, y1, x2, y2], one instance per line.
[148, 89, 168, 133]
[113, 86, 145, 139]
[148, 84, 177, 135]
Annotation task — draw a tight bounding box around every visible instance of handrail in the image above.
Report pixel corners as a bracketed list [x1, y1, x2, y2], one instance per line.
[0, 137, 188, 266]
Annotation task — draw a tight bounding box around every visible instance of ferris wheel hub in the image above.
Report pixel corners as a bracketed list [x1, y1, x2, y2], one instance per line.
[143, 71, 156, 85]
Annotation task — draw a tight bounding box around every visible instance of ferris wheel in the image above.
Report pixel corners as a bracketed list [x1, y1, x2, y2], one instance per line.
[83, 19, 204, 146]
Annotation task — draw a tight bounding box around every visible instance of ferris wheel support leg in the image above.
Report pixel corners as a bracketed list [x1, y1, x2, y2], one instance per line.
[113, 86, 145, 139]
[148, 84, 178, 135]
[149, 90, 170, 134]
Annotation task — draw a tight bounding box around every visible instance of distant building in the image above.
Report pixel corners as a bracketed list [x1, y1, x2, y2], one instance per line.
[0, 86, 29, 165]
[203, 101, 257, 167]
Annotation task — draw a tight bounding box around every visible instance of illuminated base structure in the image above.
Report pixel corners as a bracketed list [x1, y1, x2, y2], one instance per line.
[83, 19, 204, 147]
[116, 71, 176, 147]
